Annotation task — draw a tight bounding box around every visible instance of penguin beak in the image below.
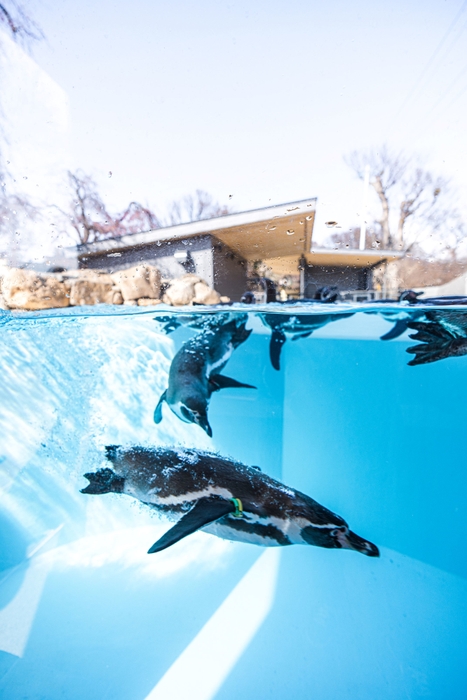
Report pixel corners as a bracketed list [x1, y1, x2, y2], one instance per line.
[193, 413, 213, 437]
[337, 529, 380, 557]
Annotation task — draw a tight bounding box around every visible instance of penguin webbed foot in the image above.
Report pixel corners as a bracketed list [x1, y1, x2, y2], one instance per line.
[80, 468, 124, 495]
[148, 497, 235, 553]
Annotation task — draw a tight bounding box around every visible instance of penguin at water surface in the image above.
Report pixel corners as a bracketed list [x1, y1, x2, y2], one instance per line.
[259, 312, 354, 370]
[81, 446, 379, 557]
[154, 315, 255, 437]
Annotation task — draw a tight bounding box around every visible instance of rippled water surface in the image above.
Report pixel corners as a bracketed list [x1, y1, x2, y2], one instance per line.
[1, 303, 466, 699]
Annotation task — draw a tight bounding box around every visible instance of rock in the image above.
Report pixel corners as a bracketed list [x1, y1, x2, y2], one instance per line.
[137, 298, 162, 306]
[112, 264, 161, 302]
[68, 273, 120, 306]
[162, 274, 222, 306]
[193, 281, 221, 305]
[110, 289, 124, 305]
[162, 274, 200, 305]
[1, 268, 70, 310]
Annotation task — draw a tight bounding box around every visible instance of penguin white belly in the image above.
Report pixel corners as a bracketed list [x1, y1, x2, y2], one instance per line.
[203, 521, 283, 546]
[203, 514, 309, 547]
[206, 342, 233, 375]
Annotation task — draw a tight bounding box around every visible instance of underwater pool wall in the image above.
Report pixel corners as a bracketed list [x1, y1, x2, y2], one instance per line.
[1, 308, 467, 699]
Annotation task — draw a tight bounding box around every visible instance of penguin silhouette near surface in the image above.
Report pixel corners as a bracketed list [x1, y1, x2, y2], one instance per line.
[260, 312, 354, 370]
[154, 315, 255, 436]
[81, 446, 379, 557]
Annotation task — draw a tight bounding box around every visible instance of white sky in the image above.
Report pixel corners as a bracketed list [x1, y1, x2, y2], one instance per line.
[13, 0, 467, 245]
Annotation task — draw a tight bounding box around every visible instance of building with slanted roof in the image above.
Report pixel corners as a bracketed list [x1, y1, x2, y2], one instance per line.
[74, 197, 402, 301]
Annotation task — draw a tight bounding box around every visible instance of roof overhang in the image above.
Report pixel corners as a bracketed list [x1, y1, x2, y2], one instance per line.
[258, 249, 403, 277]
[305, 249, 403, 267]
[76, 197, 317, 264]
[75, 198, 403, 278]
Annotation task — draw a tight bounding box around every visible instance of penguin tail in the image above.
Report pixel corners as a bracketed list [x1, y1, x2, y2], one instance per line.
[232, 324, 253, 347]
[219, 317, 252, 347]
[80, 468, 124, 495]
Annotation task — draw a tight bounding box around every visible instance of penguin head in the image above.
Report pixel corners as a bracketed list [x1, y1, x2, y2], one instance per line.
[180, 402, 213, 437]
[302, 523, 379, 557]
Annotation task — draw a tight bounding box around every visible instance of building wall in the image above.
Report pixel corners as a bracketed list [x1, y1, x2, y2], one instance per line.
[304, 264, 369, 296]
[212, 240, 248, 302]
[79, 234, 247, 299]
[79, 235, 215, 286]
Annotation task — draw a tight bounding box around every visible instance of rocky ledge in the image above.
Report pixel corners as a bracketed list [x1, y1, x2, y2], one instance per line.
[0, 266, 229, 311]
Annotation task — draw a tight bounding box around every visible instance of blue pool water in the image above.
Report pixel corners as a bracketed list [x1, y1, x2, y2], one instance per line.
[1, 304, 466, 699]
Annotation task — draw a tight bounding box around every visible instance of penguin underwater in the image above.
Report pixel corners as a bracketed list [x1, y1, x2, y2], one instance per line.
[260, 312, 354, 370]
[81, 446, 380, 557]
[154, 315, 255, 437]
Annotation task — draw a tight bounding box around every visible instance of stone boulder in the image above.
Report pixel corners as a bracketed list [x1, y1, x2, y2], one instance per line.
[162, 274, 222, 306]
[1, 268, 70, 310]
[68, 273, 123, 306]
[137, 298, 162, 306]
[111, 264, 161, 302]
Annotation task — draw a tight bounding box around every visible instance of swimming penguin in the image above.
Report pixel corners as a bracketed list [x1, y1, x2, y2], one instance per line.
[406, 310, 467, 365]
[81, 445, 380, 557]
[259, 312, 354, 370]
[374, 292, 467, 342]
[154, 315, 255, 436]
[153, 311, 232, 336]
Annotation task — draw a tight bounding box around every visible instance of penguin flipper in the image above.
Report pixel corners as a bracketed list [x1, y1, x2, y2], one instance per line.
[154, 390, 167, 423]
[209, 374, 256, 391]
[147, 497, 235, 554]
[291, 331, 312, 341]
[380, 319, 409, 341]
[269, 329, 286, 370]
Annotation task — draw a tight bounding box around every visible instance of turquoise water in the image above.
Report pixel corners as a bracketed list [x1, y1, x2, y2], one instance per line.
[1, 304, 466, 699]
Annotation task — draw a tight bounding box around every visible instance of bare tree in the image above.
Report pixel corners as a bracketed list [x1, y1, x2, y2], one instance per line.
[59, 170, 160, 245]
[166, 189, 232, 225]
[345, 145, 465, 255]
[0, 166, 40, 258]
[0, 0, 43, 47]
[0, 1, 43, 257]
